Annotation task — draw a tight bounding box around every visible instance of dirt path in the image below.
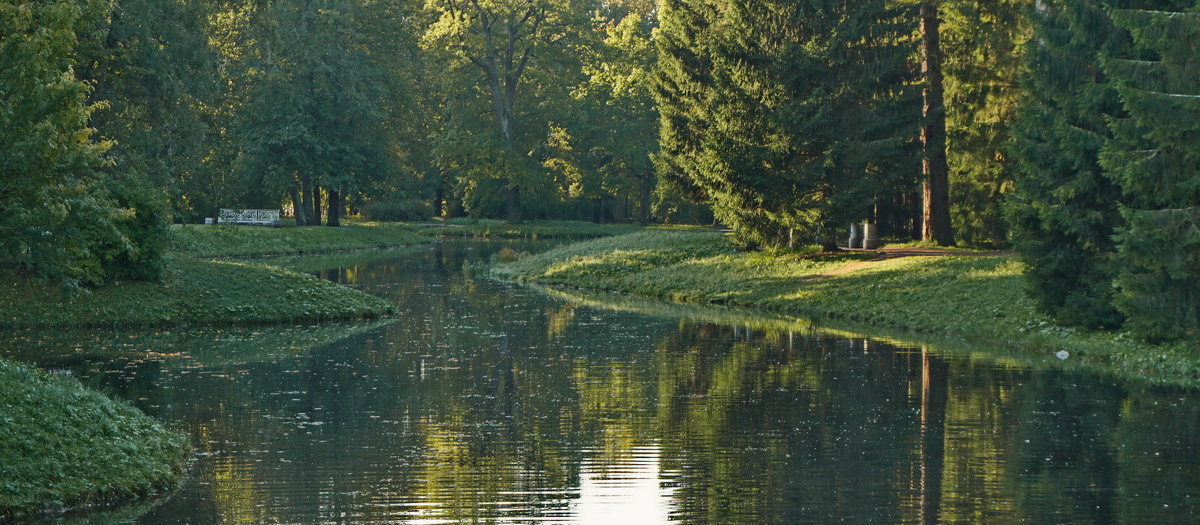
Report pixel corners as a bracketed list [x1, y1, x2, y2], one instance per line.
[812, 246, 1012, 280]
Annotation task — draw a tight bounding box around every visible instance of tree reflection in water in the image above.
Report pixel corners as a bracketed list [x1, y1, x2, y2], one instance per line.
[3, 241, 1198, 523]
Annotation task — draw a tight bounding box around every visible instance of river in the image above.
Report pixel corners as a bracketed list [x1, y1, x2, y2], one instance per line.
[2, 240, 1198, 523]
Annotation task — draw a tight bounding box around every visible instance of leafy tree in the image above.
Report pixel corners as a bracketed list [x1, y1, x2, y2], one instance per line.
[238, 0, 401, 226]
[423, 0, 593, 223]
[1102, 4, 1200, 341]
[655, 0, 922, 248]
[76, 0, 219, 222]
[1, 0, 166, 286]
[544, 5, 659, 224]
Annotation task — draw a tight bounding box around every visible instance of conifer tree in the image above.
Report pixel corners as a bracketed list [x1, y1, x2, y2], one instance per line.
[655, 0, 921, 248]
[1102, 4, 1200, 340]
[1008, 0, 1132, 329]
[942, 0, 1028, 247]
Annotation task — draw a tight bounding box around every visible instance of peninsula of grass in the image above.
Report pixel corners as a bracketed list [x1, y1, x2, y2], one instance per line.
[168, 220, 428, 258]
[492, 230, 1199, 386]
[0, 257, 394, 329]
[0, 358, 189, 518]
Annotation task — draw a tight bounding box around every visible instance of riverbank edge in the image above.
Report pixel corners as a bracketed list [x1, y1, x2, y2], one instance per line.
[0, 256, 395, 329]
[0, 358, 190, 519]
[491, 230, 1198, 387]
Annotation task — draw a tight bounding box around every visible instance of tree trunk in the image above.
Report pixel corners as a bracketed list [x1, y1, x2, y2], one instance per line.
[327, 189, 341, 226]
[291, 188, 308, 226]
[921, 0, 954, 246]
[434, 175, 445, 218]
[639, 171, 653, 225]
[311, 185, 323, 225]
[505, 186, 522, 223]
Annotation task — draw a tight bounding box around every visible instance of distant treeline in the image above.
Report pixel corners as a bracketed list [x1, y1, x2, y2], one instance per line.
[1, 0, 1197, 340]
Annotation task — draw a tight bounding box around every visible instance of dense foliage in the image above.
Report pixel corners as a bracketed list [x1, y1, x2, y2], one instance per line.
[1103, 5, 1200, 340]
[1009, 0, 1199, 341]
[3, 0, 1198, 339]
[0, 357, 189, 516]
[0, 0, 167, 287]
[655, 0, 921, 248]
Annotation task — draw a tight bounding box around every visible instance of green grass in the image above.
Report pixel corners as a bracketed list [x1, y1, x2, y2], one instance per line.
[0, 358, 189, 518]
[420, 219, 662, 239]
[493, 230, 1200, 386]
[0, 257, 394, 328]
[168, 220, 428, 257]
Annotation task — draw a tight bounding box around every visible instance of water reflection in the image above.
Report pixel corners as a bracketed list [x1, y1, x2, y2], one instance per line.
[1, 241, 1198, 523]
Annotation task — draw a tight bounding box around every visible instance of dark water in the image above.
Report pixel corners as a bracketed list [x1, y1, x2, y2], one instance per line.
[3, 241, 1200, 524]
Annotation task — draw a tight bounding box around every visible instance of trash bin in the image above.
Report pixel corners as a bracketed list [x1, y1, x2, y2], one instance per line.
[863, 223, 880, 249]
[849, 223, 863, 249]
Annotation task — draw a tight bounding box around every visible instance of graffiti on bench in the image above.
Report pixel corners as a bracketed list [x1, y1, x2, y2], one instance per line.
[219, 208, 281, 226]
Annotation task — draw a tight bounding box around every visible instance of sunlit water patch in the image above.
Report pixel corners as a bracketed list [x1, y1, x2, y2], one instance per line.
[2, 240, 1198, 524]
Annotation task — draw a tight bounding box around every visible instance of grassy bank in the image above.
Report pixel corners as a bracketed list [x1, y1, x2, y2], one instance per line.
[169, 220, 428, 257]
[420, 219, 650, 239]
[0, 358, 189, 518]
[0, 257, 394, 328]
[493, 230, 1199, 386]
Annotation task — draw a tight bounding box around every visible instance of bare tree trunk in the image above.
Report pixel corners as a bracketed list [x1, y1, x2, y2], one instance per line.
[921, 0, 954, 246]
[327, 189, 341, 226]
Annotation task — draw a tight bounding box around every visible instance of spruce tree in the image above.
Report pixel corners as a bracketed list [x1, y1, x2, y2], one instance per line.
[655, 0, 921, 248]
[1102, 4, 1200, 341]
[1008, 0, 1133, 329]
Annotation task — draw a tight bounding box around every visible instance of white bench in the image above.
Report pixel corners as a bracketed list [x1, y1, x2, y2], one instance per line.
[218, 208, 281, 226]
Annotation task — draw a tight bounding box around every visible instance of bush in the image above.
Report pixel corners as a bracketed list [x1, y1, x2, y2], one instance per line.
[362, 199, 433, 222]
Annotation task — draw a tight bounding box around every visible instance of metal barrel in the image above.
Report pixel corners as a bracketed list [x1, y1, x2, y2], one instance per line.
[863, 223, 880, 249]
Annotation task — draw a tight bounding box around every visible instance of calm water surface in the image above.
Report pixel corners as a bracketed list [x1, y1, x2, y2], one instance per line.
[3, 241, 1199, 524]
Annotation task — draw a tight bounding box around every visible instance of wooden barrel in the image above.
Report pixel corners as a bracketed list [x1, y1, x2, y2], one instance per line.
[863, 223, 880, 249]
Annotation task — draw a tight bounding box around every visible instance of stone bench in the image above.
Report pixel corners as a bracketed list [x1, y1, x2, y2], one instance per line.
[218, 208, 281, 226]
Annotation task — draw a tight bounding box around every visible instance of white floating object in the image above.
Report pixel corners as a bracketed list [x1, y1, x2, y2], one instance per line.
[1055, 350, 1070, 360]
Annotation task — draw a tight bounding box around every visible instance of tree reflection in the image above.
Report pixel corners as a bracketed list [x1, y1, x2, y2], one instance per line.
[7, 242, 1200, 524]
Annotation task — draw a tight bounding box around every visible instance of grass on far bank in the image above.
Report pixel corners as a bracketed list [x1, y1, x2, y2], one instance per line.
[493, 230, 1200, 386]
[0, 256, 394, 329]
[168, 220, 428, 258]
[423, 218, 655, 239]
[0, 358, 189, 518]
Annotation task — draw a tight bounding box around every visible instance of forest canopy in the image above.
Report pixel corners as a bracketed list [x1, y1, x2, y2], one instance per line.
[2, 0, 1198, 341]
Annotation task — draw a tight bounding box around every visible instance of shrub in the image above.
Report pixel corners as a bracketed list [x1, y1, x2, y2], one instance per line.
[362, 199, 433, 222]
[496, 247, 522, 262]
